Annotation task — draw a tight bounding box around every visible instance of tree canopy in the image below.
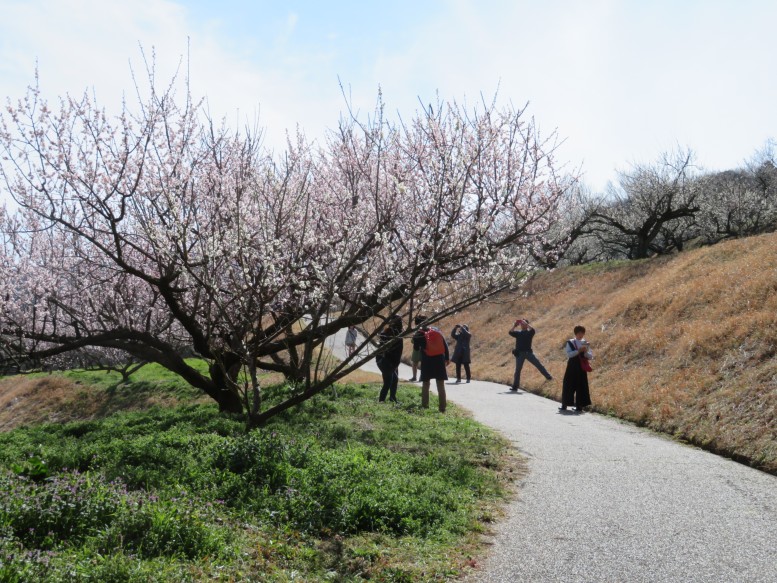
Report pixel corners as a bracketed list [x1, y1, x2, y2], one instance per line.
[0, 71, 574, 426]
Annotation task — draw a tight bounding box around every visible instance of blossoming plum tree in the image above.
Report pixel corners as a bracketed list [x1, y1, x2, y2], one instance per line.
[0, 73, 575, 426]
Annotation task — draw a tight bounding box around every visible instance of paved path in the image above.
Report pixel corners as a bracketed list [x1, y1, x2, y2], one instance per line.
[325, 330, 777, 582]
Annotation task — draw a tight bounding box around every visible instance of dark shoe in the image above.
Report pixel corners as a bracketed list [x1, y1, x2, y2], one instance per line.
[574, 407, 584, 414]
[466, 379, 470, 383]
[455, 379, 461, 384]
[408, 377, 417, 382]
[509, 386, 518, 392]
[558, 406, 567, 411]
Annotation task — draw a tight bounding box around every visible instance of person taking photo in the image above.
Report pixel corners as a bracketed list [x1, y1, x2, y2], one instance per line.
[508, 318, 553, 391]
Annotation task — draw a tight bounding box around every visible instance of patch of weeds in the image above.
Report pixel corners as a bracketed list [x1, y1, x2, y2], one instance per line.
[0, 383, 515, 581]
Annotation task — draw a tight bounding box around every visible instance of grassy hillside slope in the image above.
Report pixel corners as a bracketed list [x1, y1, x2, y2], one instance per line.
[0, 383, 516, 581]
[438, 232, 777, 474]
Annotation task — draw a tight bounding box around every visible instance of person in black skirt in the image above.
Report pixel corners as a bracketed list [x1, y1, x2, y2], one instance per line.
[560, 325, 593, 413]
[450, 324, 472, 383]
[419, 325, 450, 412]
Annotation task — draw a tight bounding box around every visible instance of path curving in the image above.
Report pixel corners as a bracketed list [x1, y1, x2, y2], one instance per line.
[326, 329, 777, 582]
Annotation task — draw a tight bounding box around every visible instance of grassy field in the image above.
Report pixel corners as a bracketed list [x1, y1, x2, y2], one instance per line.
[434, 232, 777, 474]
[0, 366, 520, 582]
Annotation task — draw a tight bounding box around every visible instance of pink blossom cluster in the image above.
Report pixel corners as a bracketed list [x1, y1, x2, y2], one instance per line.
[0, 74, 576, 421]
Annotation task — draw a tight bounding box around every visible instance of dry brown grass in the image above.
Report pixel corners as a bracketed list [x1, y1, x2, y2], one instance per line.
[0, 366, 381, 433]
[436, 232, 777, 474]
[0, 375, 209, 431]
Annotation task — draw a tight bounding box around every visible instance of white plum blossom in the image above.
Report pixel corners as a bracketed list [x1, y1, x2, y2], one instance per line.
[0, 72, 576, 426]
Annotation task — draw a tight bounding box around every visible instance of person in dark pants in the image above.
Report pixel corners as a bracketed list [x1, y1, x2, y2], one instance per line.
[450, 324, 472, 383]
[376, 315, 403, 403]
[408, 316, 426, 381]
[560, 325, 592, 413]
[508, 319, 552, 391]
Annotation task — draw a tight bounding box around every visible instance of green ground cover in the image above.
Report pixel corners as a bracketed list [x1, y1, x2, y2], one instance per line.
[0, 378, 516, 582]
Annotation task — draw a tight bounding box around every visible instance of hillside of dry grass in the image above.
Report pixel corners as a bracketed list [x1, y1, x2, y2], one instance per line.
[0, 364, 381, 433]
[436, 231, 777, 474]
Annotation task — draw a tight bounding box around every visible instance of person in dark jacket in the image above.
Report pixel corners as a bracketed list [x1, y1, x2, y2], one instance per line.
[508, 319, 553, 391]
[560, 325, 592, 413]
[376, 315, 404, 403]
[450, 324, 472, 383]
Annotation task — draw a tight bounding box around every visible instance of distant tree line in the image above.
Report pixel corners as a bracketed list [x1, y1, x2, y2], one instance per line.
[534, 141, 777, 266]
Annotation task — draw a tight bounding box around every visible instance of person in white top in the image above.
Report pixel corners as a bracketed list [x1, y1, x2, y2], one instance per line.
[345, 325, 358, 356]
[560, 325, 593, 413]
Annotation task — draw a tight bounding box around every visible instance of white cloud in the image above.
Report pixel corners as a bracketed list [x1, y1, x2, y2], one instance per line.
[1, 0, 775, 204]
[0, 0, 345, 163]
[1, 0, 190, 101]
[361, 0, 777, 189]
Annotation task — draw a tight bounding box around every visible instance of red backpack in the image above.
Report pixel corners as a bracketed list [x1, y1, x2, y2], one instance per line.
[423, 328, 446, 357]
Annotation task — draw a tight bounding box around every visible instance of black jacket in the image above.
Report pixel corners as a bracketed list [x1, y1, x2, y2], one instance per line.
[377, 329, 403, 368]
[509, 328, 535, 352]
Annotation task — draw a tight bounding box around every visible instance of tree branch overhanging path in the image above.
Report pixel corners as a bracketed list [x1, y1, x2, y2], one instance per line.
[0, 64, 578, 427]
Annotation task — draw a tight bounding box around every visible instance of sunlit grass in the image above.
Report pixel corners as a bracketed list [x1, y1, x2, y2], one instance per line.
[0, 382, 519, 581]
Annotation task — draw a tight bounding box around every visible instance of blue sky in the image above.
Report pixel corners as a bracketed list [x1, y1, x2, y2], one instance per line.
[1, 0, 775, 195]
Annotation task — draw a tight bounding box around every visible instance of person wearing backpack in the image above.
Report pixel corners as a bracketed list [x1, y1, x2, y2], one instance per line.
[375, 315, 404, 403]
[419, 324, 450, 412]
[508, 319, 553, 391]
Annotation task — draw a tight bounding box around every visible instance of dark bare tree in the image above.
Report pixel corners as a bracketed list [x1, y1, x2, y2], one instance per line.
[587, 149, 701, 259]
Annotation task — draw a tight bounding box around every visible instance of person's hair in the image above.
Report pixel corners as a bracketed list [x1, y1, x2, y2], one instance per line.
[414, 315, 427, 326]
[384, 315, 403, 334]
[573, 325, 586, 335]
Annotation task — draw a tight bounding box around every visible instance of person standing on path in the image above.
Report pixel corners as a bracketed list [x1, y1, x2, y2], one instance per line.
[419, 324, 450, 412]
[376, 316, 403, 403]
[345, 325, 358, 357]
[408, 316, 426, 382]
[560, 325, 593, 412]
[508, 319, 553, 391]
[450, 324, 472, 383]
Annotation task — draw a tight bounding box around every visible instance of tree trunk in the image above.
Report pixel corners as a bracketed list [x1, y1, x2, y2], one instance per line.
[208, 361, 244, 414]
[633, 233, 652, 259]
[214, 388, 244, 414]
